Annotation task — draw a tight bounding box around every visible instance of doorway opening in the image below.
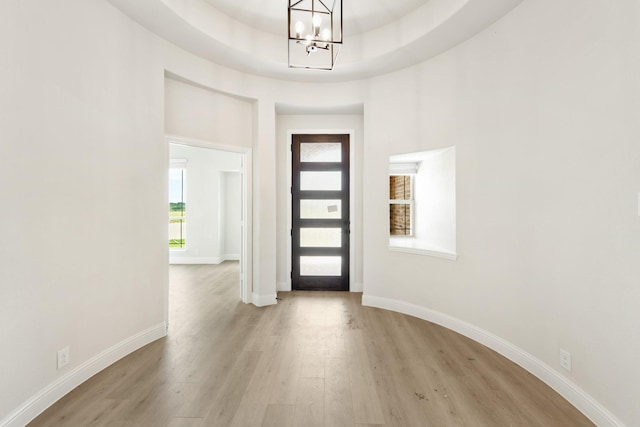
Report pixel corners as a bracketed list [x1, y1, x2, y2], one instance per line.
[291, 134, 350, 291]
[165, 137, 252, 328]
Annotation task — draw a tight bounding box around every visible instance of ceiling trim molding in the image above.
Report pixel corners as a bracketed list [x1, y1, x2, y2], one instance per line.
[107, 0, 524, 82]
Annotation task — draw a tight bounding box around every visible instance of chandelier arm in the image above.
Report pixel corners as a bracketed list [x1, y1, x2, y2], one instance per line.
[289, 0, 305, 8]
[317, 0, 331, 13]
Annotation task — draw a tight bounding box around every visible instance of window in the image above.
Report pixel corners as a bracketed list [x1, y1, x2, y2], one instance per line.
[389, 175, 414, 236]
[388, 148, 457, 260]
[169, 160, 187, 249]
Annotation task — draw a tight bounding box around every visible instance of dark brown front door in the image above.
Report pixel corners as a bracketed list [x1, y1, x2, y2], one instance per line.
[291, 134, 350, 291]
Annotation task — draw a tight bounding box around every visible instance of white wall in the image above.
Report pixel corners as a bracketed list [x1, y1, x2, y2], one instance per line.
[164, 77, 253, 147]
[2, 0, 639, 425]
[168, 144, 241, 264]
[224, 172, 242, 259]
[275, 114, 365, 292]
[362, 1, 640, 425]
[0, 0, 166, 423]
[413, 148, 456, 253]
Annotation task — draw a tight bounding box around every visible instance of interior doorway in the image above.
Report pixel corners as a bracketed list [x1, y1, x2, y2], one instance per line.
[291, 134, 350, 291]
[165, 136, 252, 325]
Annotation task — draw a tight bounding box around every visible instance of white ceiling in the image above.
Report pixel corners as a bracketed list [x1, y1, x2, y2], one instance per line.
[203, 0, 430, 36]
[107, 0, 525, 83]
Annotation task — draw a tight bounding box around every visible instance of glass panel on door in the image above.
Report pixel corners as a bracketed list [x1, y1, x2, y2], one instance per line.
[300, 171, 342, 191]
[300, 199, 342, 219]
[300, 143, 342, 162]
[300, 256, 342, 276]
[300, 228, 342, 248]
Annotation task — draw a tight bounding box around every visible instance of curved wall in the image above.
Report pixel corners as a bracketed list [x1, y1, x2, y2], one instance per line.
[1, 0, 638, 425]
[0, 0, 168, 424]
[360, 1, 639, 425]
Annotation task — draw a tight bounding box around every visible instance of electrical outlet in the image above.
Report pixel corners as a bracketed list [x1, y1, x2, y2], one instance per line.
[57, 346, 70, 370]
[559, 349, 571, 372]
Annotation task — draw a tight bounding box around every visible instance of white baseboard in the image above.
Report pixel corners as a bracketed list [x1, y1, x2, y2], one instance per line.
[276, 281, 290, 292]
[170, 256, 241, 265]
[252, 293, 277, 307]
[350, 282, 364, 292]
[1, 323, 167, 427]
[275, 282, 362, 292]
[361, 295, 624, 427]
[169, 257, 221, 265]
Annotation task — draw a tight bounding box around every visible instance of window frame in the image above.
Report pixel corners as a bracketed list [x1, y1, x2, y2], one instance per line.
[169, 159, 187, 250]
[389, 173, 415, 237]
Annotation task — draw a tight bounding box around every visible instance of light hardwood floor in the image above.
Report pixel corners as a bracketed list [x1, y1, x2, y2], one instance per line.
[29, 263, 593, 426]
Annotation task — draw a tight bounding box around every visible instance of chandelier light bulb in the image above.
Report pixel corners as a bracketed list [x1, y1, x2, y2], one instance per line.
[313, 15, 322, 37]
[312, 14, 322, 28]
[322, 28, 331, 41]
[294, 21, 305, 37]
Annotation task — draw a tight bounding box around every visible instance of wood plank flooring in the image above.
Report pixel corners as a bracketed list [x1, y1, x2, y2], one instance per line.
[29, 263, 594, 426]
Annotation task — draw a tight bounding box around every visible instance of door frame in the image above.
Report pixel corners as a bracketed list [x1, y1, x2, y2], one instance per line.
[165, 135, 253, 328]
[286, 129, 356, 291]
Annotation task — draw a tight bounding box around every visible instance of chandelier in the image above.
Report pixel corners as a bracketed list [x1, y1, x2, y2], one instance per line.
[288, 0, 343, 70]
